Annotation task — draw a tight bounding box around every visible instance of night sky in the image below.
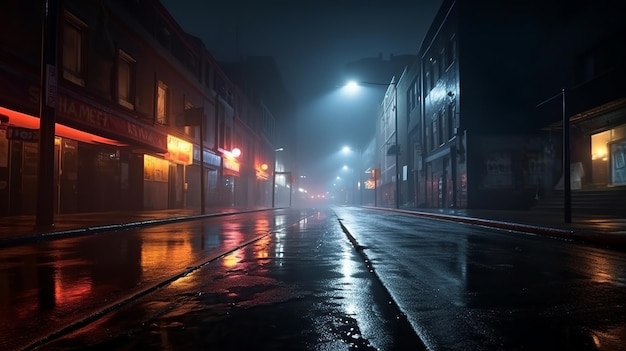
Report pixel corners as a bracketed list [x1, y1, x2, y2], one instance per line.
[159, 0, 443, 193]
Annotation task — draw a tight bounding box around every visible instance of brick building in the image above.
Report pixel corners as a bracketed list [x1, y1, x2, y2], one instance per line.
[0, 0, 278, 216]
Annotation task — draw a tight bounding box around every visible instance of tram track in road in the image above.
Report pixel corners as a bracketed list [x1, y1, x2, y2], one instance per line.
[21, 211, 316, 351]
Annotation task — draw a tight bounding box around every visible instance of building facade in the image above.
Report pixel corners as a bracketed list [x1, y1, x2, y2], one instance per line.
[0, 0, 278, 217]
[390, 0, 626, 211]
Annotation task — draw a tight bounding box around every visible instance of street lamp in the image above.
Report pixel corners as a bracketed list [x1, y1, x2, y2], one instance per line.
[345, 80, 400, 209]
[36, 0, 59, 229]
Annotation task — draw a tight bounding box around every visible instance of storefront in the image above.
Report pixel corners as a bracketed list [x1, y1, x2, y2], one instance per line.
[0, 66, 168, 216]
[220, 148, 241, 206]
[164, 135, 193, 208]
[591, 124, 626, 186]
[188, 148, 221, 209]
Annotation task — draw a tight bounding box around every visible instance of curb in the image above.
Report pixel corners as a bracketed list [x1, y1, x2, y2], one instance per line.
[373, 207, 626, 249]
[0, 208, 269, 248]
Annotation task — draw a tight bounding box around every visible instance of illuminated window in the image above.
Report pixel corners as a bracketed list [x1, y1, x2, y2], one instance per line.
[157, 81, 168, 124]
[62, 12, 86, 86]
[118, 50, 135, 110]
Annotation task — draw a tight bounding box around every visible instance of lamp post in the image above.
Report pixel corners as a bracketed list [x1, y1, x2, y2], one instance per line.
[36, 0, 59, 229]
[345, 80, 399, 209]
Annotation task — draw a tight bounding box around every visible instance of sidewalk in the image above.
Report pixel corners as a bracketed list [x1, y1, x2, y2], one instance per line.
[1, 205, 625, 248]
[0, 206, 268, 247]
[393, 206, 626, 248]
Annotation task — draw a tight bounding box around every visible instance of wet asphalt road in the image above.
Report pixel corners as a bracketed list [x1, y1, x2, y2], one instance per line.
[335, 207, 626, 351]
[3, 206, 626, 350]
[3, 207, 422, 351]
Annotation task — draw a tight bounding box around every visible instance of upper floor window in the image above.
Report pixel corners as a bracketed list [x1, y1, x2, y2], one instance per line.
[431, 117, 437, 150]
[407, 79, 420, 113]
[62, 12, 86, 86]
[184, 101, 194, 137]
[432, 57, 439, 83]
[446, 103, 455, 141]
[438, 49, 446, 75]
[157, 81, 169, 124]
[118, 50, 135, 110]
[425, 70, 431, 93]
[446, 34, 457, 69]
[438, 109, 444, 146]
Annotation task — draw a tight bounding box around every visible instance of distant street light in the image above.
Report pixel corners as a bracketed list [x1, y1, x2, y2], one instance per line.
[345, 80, 399, 209]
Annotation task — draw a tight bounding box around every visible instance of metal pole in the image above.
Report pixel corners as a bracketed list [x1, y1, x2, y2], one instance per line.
[562, 89, 571, 223]
[374, 166, 378, 207]
[272, 173, 276, 208]
[394, 84, 400, 209]
[200, 110, 205, 215]
[36, 0, 58, 229]
[358, 149, 362, 205]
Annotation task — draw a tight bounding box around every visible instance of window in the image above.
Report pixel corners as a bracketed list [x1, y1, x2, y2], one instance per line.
[157, 81, 169, 124]
[446, 35, 457, 69]
[204, 64, 211, 89]
[446, 103, 455, 141]
[184, 101, 194, 137]
[438, 49, 445, 76]
[437, 110, 444, 146]
[431, 117, 437, 150]
[62, 12, 86, 86]
[426, 119, 431, 150]
[118, 50, 135, 110]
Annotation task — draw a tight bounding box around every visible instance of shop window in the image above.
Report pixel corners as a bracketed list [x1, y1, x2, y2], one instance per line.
[62, 12, 86, 86]
[157, 81, 169, 124]
[118, 50, 136, 110]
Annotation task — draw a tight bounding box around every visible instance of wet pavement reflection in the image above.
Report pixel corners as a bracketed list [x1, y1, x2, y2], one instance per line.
[334, 207, 626, 351]
[0, 209, 302, 350]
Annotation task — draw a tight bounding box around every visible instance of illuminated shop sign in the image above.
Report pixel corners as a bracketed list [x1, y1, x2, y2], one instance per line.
[224, 157, 240, 173]
[165, 135, 193, 165]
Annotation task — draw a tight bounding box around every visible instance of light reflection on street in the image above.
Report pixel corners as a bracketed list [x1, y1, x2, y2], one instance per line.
[140, 230, 193, 273]
[274, 214, 286, 227]
[583, 252, 618, 284]
[0, 211, 293, 351]
[54, 273, 93, 309]
[222, 252, 240, 268]
[255, 235, 271, 259]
